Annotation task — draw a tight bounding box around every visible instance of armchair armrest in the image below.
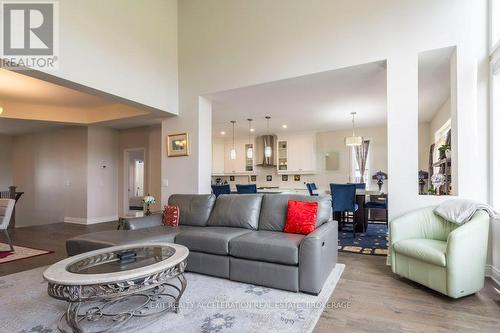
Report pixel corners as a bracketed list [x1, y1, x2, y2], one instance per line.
[122, 213, 163, 230]
[298, 219, 338, 294]
[446, 210, 490, 298]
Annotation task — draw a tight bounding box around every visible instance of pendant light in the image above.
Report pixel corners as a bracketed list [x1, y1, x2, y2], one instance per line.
[345, 112, 363, 146]
[230, 120, 237, 160]
[264, 116, 272, 158]
[246, 118, 253, 159]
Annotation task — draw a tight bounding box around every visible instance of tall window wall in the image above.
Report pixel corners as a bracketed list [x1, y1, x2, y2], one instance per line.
[490, 0, 500, 208]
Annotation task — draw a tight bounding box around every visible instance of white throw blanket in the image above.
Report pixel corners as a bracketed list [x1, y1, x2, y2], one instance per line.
[434, 199, 498, 225]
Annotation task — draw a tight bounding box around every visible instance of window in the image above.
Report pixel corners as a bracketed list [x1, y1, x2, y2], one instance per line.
[350, 145, 371, 187]
[490, 0, 500, 208]
[492, 0, 500, 50]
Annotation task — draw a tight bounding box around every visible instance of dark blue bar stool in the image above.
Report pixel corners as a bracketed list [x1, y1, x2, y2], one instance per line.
[348, 182, 366, 190]
[306, 183, 318, 196]
[236, 184, 257, 194]
[365, 195, 388, 225]
[211, 184, 230, 198]
[330, 183, 358, 237]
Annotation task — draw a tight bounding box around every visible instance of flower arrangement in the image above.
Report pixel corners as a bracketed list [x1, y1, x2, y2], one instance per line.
[143, 194, 155, 216]
[372, 170, 388, 192]
[430, 174, 446, 195]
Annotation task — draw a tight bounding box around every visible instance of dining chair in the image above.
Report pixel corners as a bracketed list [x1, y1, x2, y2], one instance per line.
[365, 194, 388, 225]
[306, 183, 318, 196]
[236, 184, 257, 194]
[348, 182, 366, 190]
[0, 199, 15, 252]
[330, 183, 358, 237]
[211, 184, 231, 198]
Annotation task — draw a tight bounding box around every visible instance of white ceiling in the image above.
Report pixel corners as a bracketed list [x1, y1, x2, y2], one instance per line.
[0, 69, 109, 107]
[0, 69, 168, 135]
[418, 46, 454, 123]
[208, 61, 388, 138]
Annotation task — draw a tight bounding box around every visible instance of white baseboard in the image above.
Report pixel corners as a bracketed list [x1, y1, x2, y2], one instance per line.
[485, 265, 500, 287]
[64, 216, 118, 225]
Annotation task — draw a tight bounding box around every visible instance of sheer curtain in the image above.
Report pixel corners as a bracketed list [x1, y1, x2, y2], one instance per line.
[355, 140, 370, 182]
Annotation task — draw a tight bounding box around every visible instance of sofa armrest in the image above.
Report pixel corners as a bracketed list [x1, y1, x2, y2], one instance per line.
[122, 213, 163, 230]
[446, 210, 490, 298]
[298, 219, 338, 294]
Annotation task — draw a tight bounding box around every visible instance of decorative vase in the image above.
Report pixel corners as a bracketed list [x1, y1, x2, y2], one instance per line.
[143, 194, 155, 216]
[445, 150, 451, 159]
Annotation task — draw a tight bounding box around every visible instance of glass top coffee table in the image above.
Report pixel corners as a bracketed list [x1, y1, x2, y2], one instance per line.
[43, 243, 189, 333]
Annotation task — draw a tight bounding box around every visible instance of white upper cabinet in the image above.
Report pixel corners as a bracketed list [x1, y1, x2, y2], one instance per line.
[212, 138, 225, 175]
[277, 133, 316, 174]
[223, 138, 254, 174]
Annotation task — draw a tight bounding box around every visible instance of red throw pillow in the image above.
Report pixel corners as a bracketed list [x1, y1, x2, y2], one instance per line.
[163, 205, 179, 227]
[284, 200, 318, 235]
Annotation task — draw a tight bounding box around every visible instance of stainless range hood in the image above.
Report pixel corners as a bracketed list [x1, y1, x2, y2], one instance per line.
[255, 135, 277, 167]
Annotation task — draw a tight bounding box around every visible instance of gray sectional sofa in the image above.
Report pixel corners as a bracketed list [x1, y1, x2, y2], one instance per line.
[66, 194, 338, 294]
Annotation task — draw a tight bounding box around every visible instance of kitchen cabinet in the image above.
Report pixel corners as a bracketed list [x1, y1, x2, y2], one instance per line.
[212, 138, 225, 175]
[211, 138, 255, 175]
[277, 133, 316, 174]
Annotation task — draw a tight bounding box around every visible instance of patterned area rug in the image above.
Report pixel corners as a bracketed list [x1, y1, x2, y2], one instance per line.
[338, 223, 388, 256]
[0, 264, 344, 333]
[0, 243, 52, 264]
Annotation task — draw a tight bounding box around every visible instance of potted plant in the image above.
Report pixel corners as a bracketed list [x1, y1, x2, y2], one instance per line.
[438, 144, 451, 159]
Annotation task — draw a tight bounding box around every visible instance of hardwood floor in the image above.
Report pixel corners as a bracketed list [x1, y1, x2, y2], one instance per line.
[1, 222, 499, 332]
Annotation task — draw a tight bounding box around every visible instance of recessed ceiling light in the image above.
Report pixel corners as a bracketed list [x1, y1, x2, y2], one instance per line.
[250, 128, 255, 132]
[282, 124, 287, 129]
[220, 131, 226, 135]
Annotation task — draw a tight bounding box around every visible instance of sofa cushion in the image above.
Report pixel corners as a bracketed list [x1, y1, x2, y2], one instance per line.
[259, 194, 332, 231]
[284, 200, 318, 235]
[207, 194, 263, 230]
[393, 238, 447, 267]
[175, 227, 251, 255]
[66, 225, 195, 256]
[229, 231, 305, 265]
[168, 194, 216, 226]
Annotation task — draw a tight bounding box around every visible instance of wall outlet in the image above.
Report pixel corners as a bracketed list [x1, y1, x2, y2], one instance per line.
[162, 179, 169, 187]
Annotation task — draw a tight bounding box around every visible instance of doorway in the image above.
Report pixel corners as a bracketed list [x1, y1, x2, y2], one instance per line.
[124, 148, 146, 213]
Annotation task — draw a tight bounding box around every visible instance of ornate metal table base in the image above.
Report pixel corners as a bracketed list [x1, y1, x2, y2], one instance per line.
[58, 274, 187, 333]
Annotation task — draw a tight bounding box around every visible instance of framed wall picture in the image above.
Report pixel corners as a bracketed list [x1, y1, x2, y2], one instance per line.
[167, 132, 189, 157]
[294, 175, 301, 182]
[282, 175, 288, 181]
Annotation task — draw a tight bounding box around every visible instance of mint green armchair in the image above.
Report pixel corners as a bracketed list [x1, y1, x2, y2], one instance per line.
[390, 206, 489, 298]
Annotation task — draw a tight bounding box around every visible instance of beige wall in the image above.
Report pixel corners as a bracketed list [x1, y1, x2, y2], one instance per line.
[0, 134, 13, 190]
[8, 125, 161, 227]
[87, 127, 119, 221]
[12, 127, 88, 227]
[45, 0, 178, 113]
[315, 126, 388, 192]
[418, 123, 431, 172]
[418, 98, 451, 174]
[118, 126, 162, 214]
[166, 0, 489, 219]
